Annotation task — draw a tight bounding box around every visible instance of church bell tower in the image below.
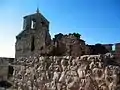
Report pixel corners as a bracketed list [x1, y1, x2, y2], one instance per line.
[15, 9, 51, 58]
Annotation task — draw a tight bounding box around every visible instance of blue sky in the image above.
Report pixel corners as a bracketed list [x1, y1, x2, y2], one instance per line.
[0, 0, 120, 57]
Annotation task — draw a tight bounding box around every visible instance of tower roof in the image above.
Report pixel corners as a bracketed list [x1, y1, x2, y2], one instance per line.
[16, 9, 50, 38]
[23, 9, 49, 24]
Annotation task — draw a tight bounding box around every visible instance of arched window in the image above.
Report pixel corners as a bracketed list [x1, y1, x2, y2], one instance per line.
[112, 44, 115, 51]
[31, 19, 36, 29]
[31, 36, 35, 51]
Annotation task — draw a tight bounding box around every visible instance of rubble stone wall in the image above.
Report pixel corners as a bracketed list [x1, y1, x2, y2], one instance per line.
[55, 35, 86, 56]
[0, 57, 14, 81]
[115, 43, 120, 59]
[12, 54, 120, 90]
[103, 44, 113, 52]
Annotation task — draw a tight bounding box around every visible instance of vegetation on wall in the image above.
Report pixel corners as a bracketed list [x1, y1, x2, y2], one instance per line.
[69, 33, 81, 39]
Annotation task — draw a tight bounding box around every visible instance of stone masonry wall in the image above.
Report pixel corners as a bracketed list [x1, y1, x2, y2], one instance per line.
[103, 44, 113, 52]
[115, 43, 120, 59]
[12, 54, 120, 90]
[53, 34, 86, 56]
[0, 57, 14, 81]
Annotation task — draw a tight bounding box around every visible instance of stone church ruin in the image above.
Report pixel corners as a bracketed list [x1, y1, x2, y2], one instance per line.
[15, 9, 51, 58]
[0, 9, 120, 90]
[15, 9, 120, 60]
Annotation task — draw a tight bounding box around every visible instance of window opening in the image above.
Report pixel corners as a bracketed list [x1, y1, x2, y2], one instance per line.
[31, 36, 35, 51]
[112, 44, 115, 51]
[31, 19, 36, 29]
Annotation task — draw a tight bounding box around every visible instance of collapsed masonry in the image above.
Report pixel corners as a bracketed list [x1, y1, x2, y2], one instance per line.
[12, 54, 120, 90]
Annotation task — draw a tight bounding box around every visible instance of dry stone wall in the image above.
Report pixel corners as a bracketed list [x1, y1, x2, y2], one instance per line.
[0, 58, 14, 81]
[12, 54, 120, 90]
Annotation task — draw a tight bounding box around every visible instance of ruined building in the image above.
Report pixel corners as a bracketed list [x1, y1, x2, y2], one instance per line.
[15, 9, 120, 60]
[15, 9, 51, 58]
[1, 9, 120, 90]
[15, 9, 88, 58]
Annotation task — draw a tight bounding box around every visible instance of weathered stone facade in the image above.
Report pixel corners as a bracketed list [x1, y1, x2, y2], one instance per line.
[0, 57, 14, 81]
[15, 9, 120, 60]
[15, 10, 51, 58]
[103, 44, 113, 52]
[52, 33, 87, 56]
[87, 44, 107, 55]
[115, 43, 120, 59]
[12, 54, 120, 90]
[15, 10, 87, 58]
